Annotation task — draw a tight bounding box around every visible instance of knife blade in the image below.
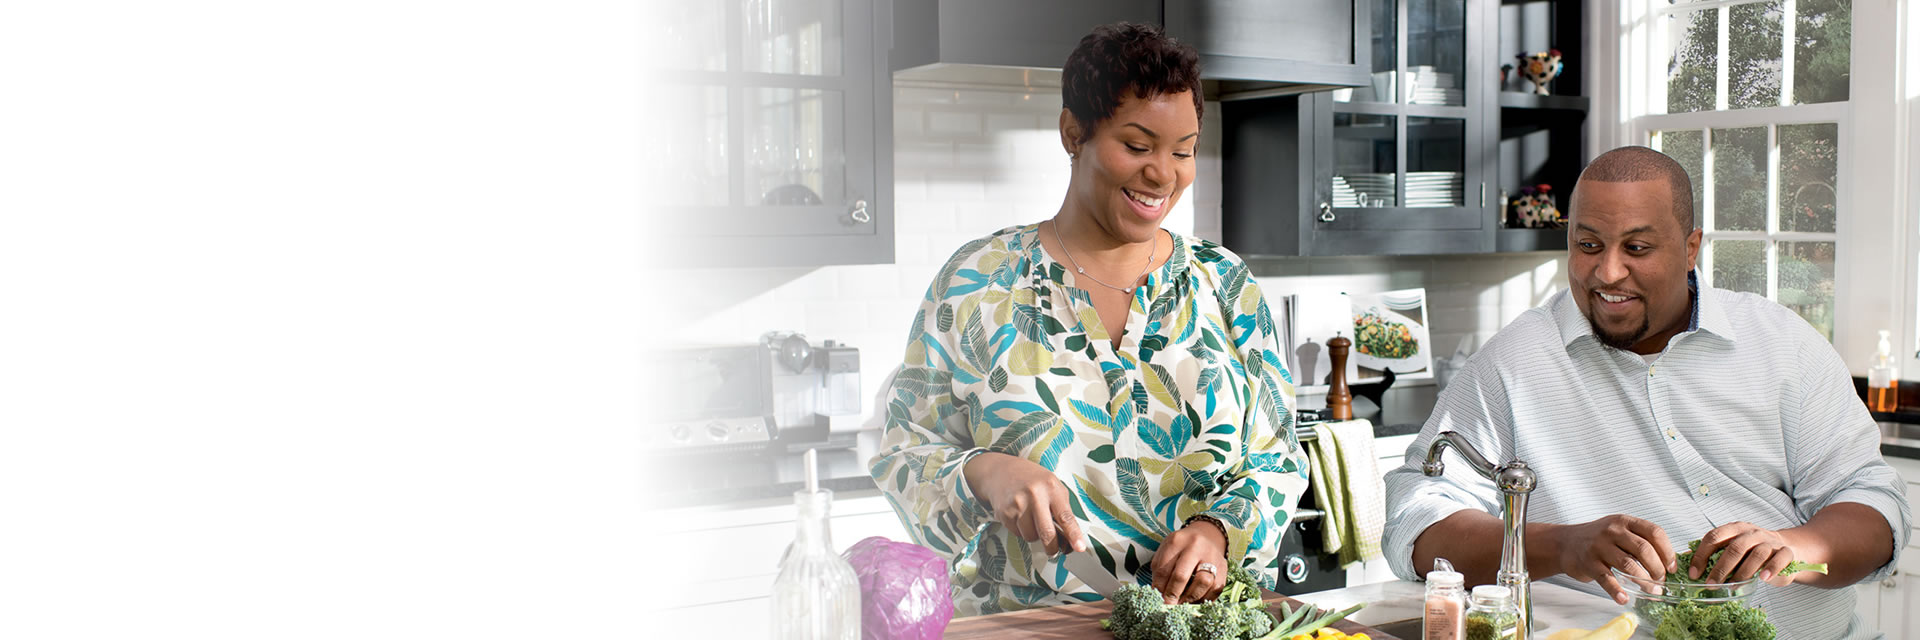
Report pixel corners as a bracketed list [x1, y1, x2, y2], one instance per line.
[1061, 546, 1123, 596]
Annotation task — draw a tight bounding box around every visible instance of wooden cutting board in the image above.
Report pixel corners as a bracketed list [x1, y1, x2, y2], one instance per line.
[943, 590, 1404, 639]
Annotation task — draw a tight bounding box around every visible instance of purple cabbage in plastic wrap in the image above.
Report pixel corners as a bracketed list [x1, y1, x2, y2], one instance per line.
[842, 536, 954, 640]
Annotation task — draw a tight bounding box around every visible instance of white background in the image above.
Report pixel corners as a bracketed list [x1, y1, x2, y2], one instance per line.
[1, 2, 647, 637]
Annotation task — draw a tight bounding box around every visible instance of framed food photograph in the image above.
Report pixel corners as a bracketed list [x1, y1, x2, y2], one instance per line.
[1348, 288, 1433, 382]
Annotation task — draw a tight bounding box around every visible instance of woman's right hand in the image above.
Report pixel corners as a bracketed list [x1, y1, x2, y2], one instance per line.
[964, 452, 1087, 555]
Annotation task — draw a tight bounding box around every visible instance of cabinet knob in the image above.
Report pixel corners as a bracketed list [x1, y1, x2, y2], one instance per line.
[845, 199, 872, 225]
[1318, 201, 1335, 222]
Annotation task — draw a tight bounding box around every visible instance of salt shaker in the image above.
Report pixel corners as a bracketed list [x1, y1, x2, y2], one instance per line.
[1423, 562, 1466, 640]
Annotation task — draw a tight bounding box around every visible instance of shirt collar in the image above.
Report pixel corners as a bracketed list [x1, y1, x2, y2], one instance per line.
[1554, 271, 1733, 349]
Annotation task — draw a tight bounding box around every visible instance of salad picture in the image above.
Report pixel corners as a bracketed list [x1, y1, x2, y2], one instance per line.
[1353, 309, 1420, 360]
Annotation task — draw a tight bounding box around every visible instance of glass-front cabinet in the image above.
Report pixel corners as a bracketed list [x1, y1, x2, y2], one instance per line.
[654, 0, 891, 267]
[1220, 0, 1496, 256]
[1314, 0, 1489, 252]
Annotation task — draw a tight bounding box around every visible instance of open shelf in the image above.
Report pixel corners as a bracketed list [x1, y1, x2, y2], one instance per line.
[1497, 91, 1590, 112]
[1495, 228, 1568, 252]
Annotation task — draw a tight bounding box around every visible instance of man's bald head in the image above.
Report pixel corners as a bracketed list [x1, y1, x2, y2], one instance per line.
[1571, 145, 1696, 234]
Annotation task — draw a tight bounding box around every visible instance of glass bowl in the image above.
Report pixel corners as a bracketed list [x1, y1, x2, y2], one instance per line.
[1610, 567, 1762, 627]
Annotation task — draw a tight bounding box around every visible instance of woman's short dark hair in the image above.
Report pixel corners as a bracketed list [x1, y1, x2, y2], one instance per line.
[1061, 22, 1203, 144]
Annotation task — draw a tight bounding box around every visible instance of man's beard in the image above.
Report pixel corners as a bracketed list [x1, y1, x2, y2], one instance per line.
[1588, 314, 1649, 351]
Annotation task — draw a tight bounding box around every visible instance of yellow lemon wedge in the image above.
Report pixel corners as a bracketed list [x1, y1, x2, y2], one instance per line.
[1576, 613, 1638, 640]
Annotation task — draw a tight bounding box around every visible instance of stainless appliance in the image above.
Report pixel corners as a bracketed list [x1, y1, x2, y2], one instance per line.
[1272, 414, 1346, 595]
[644, 333, 860, 453]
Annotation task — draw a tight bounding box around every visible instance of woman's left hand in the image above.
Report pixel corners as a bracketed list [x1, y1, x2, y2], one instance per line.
[1151, 520, 1229, 605]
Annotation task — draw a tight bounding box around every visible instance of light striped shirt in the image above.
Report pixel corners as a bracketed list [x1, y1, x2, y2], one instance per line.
[1383, 283, 1911, 640]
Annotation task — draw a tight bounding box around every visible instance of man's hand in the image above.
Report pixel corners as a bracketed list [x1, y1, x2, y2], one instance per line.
[1549, 515, 1677, 604]
[1691, 522, 1799, 587]
[963, 452, 1086, 555]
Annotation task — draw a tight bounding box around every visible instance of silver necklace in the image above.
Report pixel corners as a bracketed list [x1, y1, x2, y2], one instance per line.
[1052, 220, 1155, 294]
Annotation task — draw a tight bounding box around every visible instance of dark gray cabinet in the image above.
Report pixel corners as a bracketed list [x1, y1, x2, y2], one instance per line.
[655, 0, 893, 268]
[1223, 0, 1494, 256]
[1220, 0, 1588, 257]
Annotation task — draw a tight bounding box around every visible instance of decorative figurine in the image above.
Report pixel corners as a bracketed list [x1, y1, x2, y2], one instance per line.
[1508, 185, 1565, 229]
[1516, 49, 1563, 95]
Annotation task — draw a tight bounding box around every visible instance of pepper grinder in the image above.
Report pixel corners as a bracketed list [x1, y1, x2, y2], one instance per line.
[1327, 332, 1353, 420]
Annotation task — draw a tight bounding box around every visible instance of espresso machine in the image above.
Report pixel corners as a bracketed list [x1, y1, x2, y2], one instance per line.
[645, 332, 860, 455]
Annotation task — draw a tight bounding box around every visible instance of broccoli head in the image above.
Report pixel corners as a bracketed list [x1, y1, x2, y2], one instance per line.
[1140, 608, 1193, 640]
[1104, 583, 1166, 639]
[1191, 600, 1242, 640]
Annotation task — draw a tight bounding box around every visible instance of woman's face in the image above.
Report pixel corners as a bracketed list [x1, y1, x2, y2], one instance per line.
[1063, 91, 1198, 245]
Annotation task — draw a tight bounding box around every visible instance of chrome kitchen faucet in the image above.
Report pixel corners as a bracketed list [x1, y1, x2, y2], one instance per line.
[1423, 431, 1536, 639]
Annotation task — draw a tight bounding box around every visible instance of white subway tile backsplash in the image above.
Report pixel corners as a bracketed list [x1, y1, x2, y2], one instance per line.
[805, 299, 869, 334]
[894, 202, 956, 234]
[892, 232, 933, 266]
[895, 87, 960, 105]
[894, 110, 924, 137]
[952, 142, 1001, 169]
[954, 88, 1030, 106]
[895, 140, 955, 170]
[927, 110, 985, 137]
[925, 178, 987, 203]
[836, 264, 903, 300]
[987, 112, 1044, 134]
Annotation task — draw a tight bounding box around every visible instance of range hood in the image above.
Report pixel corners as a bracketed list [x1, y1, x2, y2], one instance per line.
[890, 0, 1371, 100]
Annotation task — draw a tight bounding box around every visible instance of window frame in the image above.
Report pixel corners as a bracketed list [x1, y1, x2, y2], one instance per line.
[1596, 0, 1904, 375]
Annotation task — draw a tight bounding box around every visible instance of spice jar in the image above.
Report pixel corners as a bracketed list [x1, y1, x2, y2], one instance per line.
[1463, 584, 1519, 640]
[1422, 568, 1466, 640]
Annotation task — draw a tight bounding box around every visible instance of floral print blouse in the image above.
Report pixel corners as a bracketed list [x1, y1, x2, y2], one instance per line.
[868, 223, 1307, 616]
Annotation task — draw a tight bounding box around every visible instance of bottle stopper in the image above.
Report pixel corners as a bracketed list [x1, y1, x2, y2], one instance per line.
[804, 448, 818, 493]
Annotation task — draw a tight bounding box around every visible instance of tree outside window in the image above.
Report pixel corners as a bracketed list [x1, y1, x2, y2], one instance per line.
[1646, 0, 1849, 340]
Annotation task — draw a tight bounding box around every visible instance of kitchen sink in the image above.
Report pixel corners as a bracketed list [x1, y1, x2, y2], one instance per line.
[1365, 617, 1562, 639]
[1368, 618, 1423, 639]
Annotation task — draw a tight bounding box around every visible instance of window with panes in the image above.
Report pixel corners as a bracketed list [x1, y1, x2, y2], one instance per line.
[1634, 0, 1850, 340]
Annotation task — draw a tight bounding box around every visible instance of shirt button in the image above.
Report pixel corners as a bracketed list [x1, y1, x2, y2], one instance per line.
[1648, 366, 1656, 376]
[1698, 484, 1710, 497]
[1666, 428, 1677, 439]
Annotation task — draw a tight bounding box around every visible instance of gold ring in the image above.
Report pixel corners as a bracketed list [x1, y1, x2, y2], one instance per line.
[1195, 562, 1217, 574]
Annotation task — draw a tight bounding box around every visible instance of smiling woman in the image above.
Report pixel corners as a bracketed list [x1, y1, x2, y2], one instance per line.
[867, 22, 1309, 617]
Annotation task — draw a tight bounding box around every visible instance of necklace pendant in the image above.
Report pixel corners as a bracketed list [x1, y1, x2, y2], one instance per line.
[1077, 267, 1086, 273]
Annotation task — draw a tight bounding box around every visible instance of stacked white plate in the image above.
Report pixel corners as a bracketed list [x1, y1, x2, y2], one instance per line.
[1332, 176, 1362, 208]
[1337, 173, 1396, 207]
[1405, 66, 1462, 106]
[1404, 171, 1464, 207]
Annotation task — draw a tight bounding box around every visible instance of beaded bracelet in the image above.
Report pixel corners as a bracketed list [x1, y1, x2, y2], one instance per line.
[1182, 514, 1227, 540]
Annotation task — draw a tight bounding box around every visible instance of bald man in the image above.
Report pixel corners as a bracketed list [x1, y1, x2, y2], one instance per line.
[1382, 146, 1908, 639]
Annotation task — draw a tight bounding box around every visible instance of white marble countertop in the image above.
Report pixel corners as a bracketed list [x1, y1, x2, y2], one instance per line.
[1290, 579, 1649, 639]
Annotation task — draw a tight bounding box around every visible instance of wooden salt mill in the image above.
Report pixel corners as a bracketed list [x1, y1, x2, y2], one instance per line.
[1326, 332, 1353, 420]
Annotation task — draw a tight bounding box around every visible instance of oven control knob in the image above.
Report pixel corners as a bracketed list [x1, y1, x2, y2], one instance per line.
[706, 422, 730, 442]
[669, 424, 691, 443]
[1283, 555, 1309, 584]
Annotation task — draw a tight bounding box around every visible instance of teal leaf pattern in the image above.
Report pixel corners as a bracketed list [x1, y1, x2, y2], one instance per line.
[866, 224, 1305, 616]
[1011, 302, 1052, 348]
[990, 410, 1058, 455]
